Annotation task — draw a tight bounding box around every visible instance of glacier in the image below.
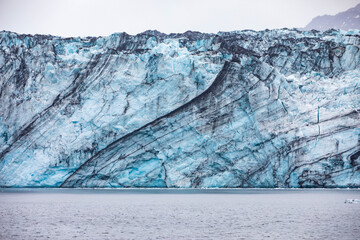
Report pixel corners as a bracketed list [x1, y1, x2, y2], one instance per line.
[0, 29, 359, 188]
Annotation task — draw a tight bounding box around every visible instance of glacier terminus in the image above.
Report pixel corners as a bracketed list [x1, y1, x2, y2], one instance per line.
[0, 29, 359, 188]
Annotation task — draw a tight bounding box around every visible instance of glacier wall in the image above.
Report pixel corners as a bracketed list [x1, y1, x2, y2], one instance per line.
[0, 29, 359, 187]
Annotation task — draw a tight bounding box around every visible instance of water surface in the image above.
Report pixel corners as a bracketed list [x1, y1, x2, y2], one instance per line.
[0, 189, 359, 239]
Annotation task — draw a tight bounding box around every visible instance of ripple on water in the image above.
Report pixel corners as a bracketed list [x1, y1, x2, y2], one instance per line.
[0, 189, 359, 240]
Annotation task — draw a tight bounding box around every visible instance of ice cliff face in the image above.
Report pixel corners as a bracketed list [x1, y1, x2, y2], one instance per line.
[0, 29, 359, 188]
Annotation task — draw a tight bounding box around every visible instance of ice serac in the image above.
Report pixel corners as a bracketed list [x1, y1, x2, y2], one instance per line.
[0, 29, 359, 188]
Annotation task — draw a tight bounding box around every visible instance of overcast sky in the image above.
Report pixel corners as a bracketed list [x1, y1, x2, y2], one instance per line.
[0, 0, 359, 37]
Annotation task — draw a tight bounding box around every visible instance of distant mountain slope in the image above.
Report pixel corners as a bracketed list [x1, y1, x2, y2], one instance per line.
[303, 3, 360, 31]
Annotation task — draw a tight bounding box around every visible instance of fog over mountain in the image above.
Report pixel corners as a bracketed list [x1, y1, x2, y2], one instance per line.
[303, 3, 360, 30]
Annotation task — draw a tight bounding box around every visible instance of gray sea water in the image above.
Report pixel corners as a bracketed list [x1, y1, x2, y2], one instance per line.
[0, 189, 359, 240]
